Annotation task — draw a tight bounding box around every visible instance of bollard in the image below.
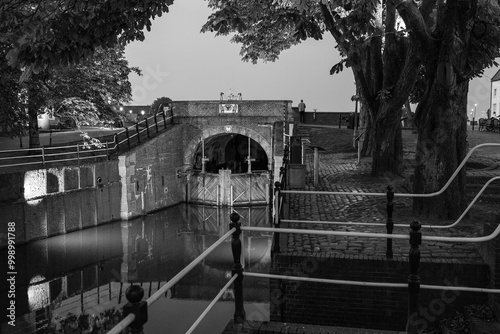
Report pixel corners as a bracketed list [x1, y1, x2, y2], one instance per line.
[406, 220, 422, 334]
[386, 185, 394, 259]
[230, 212, 246, 323]
[273, 182, 282, 253]
[123, 285, 148, 334]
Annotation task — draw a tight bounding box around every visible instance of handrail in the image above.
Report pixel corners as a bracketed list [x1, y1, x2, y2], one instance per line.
[245, 272, 500, 294]
[0, 109, 174, 170]
[281, 143, 500, 199]
[185, 274, 238, 334]
[282, 175, 500, 229]
[242, 222, 500, 243]
[107, 228, 236, 334]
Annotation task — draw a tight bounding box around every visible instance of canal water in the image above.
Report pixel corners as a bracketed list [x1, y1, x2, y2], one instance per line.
[1, 204, 272, 333]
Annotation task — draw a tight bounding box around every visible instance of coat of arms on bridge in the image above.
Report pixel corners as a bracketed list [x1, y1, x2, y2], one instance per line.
[219, 91, 242, 114]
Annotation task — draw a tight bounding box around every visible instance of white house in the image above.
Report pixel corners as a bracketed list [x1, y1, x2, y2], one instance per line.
[490, 69, 500, 118]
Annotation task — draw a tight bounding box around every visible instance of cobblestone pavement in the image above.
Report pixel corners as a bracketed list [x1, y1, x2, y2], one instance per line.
[283, 151, 493, 264]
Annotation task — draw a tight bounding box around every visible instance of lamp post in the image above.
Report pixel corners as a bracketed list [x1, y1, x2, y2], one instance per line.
[351, 94, 360, 148]
[473, 104, 477, 131]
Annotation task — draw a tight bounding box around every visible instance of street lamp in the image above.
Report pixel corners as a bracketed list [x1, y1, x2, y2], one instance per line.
[351, 94, 360, 148]
[473, 104, 477, 131]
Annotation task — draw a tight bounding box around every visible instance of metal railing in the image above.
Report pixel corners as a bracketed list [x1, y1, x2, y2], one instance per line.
[0, 105, 174, 171]
[274, 143, 500, 258]
[106, 209, 500, 334]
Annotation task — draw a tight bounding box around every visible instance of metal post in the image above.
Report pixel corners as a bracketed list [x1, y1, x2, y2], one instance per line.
[230, 212, 246, 323]
[41, 147, 46, 167]
[145, 118, 150, 138]
[386, 185, 394, 259]
[406, 220, 422, 334]
[154, 113, 158, 133]
[169, 103, 174, 124]
[135, 123, 140, 143]
[313, 147, 319, 188]
[123, 285, 148, 334]
[162, 109, 167, 129]
[273, 182, 281, 253]
[125, 128, 131, 149]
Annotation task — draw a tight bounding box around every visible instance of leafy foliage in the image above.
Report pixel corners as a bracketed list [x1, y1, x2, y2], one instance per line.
[0, 0, 174, 78]
[46, 45, 140, 126]
[0, 42, 27, 138]
[151, 96, 173, 115]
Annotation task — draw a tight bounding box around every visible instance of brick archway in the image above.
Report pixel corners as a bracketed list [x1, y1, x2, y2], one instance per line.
[183, 125, 272, 169]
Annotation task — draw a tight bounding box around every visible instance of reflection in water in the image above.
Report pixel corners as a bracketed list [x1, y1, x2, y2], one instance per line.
[0, 204, 271, 333]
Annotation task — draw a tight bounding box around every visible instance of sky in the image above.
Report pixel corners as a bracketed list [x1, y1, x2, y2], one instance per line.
[124, 0, 498, 117]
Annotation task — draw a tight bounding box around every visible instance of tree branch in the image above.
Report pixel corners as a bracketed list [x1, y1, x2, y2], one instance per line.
[392, 0, 432, 54]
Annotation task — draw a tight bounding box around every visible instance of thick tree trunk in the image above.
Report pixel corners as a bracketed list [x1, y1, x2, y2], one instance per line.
[371, 104, 404, 176]
[28, 92, 41, 148]
[412, 81, 468, 219]
[359, 104, 373, 157]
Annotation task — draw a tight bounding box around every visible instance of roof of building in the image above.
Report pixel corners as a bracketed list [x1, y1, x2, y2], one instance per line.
[492, 69, 500, 82]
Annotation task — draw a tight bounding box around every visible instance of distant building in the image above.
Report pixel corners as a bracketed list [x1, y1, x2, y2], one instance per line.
[491, 69, 500, 117]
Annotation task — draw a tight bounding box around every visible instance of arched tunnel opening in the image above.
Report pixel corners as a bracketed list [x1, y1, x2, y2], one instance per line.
[193, 134, 268, 174]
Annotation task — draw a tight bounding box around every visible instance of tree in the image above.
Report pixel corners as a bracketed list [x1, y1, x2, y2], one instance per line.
[203, 0, 500, 218]
[202, 0, 419, 177]
[0, 42, 27, 140]
[1, 0, 172, 147]
[46, 45, 140, 127]
[0, 0, 173, 78]
[151, 96, 173, 115]
[396, 0, 500, 218]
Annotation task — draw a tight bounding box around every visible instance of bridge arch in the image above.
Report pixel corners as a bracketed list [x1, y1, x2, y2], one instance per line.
[183, 125, 272, 171]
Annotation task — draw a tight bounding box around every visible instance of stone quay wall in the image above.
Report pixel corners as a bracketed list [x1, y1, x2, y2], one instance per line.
[270, 252, 489, 331]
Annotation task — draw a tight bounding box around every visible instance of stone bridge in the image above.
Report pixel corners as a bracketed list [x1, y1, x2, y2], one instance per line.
[171, 100, 293, 178]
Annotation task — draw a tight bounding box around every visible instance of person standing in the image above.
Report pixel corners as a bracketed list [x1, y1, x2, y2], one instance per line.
[298, 99, 306, 123]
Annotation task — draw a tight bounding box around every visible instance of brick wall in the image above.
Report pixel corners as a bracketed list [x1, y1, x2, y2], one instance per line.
[270, 252, 489, 331]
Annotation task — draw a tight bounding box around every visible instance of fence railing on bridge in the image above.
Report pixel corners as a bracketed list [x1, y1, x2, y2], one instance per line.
[0, 105, 174, 171]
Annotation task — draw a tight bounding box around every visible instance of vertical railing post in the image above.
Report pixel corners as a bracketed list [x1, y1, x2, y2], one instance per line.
[406, 220, 422, 334]
[169, 102, 174, 124]
[76, 145, 80, 165]
[230, 212, 246, 324]
[154, 113, 158, 133]
[135, 122, 141, 144]
[41, 147, 46, 167]
[123, 285, 148, 334]
[145, 118, 150, 138]
[338, 114, 342, 128]
[162, 109, 167, 129]
[126, 127, 131, 149]
[273, 182, 281, 253]
[386, 184, 394, 259]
